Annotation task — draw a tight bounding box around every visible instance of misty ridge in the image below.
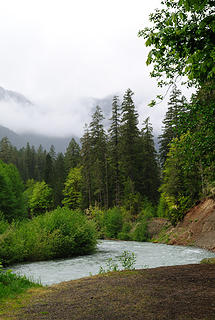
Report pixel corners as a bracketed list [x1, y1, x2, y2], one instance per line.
[0, 86, 160, 153]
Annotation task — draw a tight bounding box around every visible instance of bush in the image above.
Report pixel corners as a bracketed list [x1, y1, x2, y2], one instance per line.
[0, 207, 97, 266]
[103, 207, 123, 238]
[131, 204, 154, 242]
[0, 212, 9, 234]
[132, 219, 149, 242]
[118, 222, 132, 240]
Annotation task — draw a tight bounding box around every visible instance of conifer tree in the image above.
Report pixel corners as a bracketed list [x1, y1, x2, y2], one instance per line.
[80, 125, 92, 207]
[64, 138, 81, 173]
[109, 96, 121, 205]
[159, 85, 187, 167]
[89, 106, 108, 207]
[120, 89, 140, 192]
[44, 153, 54, 187]
[0, 137, 13, 164]
[140, 117, 160, 203]
[53, 152, 66, 207]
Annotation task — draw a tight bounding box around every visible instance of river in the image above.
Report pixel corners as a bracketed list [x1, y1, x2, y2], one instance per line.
[11, 240, 215, 285]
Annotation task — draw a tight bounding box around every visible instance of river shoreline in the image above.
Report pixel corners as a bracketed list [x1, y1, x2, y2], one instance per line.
[1, 263, 215, 320]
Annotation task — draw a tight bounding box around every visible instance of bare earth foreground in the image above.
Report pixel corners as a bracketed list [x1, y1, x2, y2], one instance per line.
[1, 264, 215, 320]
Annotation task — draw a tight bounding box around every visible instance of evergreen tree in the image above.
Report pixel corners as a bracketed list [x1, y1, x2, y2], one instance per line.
[0, 160, 25, 221]
[109, 96, 121, 206]
[53, 152, 66, 207]
[80, 125, 92, 207]
[35, 145, 46, 181]
[64, 138, 81, 173]
[120, 89, 140, 192]
[140, 117, 160, 203]
[89, 106, 108, 207]
[0, 137, 13, 164]
[44, 153, 54, 187]
[159, 86, 187, 167]
[49, 145, 56, 161]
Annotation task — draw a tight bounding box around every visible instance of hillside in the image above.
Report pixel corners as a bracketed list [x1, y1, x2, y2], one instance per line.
[0, 125, 78, 153]
[153, 199, 215, 252]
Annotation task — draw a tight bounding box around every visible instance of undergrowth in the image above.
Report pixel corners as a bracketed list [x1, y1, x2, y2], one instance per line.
[0, 262, 41, 303]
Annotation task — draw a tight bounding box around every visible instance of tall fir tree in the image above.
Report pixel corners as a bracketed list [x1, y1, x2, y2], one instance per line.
[159, 85, 187, 167]
[140, 117, 160, 203]
[109, 96, 121, 206]
[120, 89, 140, 193]
[89, 106, 108, 207]
[80, 125, 92, 207]
[64, 138, 81, 173]
[53, 152, 66, 207]
[0, 137, 13, 164]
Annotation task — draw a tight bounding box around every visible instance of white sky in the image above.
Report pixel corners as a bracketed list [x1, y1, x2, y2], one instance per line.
[0, 0, 190, 137]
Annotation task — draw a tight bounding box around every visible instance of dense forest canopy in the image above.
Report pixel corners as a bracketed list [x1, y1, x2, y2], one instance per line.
[139, 0, 215, 224]
[0, 0, 214, 234]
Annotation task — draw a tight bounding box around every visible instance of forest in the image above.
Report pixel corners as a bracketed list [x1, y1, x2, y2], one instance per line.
[0, 0, 214, 265]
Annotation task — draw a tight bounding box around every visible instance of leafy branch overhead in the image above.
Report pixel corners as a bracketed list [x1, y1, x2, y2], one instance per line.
[139, 0, 215, 88]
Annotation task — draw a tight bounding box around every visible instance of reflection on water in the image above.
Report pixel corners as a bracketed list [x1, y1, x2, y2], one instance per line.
[11, 240, 215, 285]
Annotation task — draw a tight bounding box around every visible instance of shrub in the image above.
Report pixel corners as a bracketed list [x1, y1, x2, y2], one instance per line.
[132, 219, 149, 242]
[104, 207, 123, 238]
[0, 207, 97, 266]
[99, 251, 136, 274]
[0, 212, 9, 234]
[118, 222, 132, 240]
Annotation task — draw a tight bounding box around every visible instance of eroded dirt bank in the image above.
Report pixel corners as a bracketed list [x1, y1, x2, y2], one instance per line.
[150, 198, 215, 252]
[1, 264, 215, 320]
[167, 199, 215, 251]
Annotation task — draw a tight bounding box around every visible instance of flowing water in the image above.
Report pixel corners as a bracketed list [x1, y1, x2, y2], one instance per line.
[11, 240, 215, 285]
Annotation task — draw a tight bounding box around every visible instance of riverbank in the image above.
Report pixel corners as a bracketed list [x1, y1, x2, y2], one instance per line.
[1, 264, 215, 320]
[150, 198, 215, 252]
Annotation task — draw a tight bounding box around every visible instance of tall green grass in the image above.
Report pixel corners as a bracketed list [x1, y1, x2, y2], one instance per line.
[0, 262, 41, 302]
[0, 207, 97, 266]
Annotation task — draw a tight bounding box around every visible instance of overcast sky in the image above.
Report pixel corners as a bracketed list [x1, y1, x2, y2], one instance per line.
[0, 0, 189, 137]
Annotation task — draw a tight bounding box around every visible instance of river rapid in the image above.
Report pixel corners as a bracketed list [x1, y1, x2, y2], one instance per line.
[11, 240, 215, 285]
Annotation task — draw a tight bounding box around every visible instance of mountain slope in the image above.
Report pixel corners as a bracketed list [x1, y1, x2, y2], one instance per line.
[0, 125, 77, 153]
[0, 86, 32, 105]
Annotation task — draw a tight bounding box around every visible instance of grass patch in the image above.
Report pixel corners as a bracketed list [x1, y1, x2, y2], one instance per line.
[0, 264, 42, 305]
[200, 258, 215, 264]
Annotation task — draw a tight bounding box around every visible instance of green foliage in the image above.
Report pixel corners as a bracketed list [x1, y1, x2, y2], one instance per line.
[132, 219, 148, 242]
[119, 251, 136, 270]
[62, 167, 82, 209]
[0, 212, 9, 234]
[0, 160, 25, 222]
[0, 262, 41, 302]
[131, 202, 155, 241]
[139, 0, 215, 88]
[159, 85, 187, 167]
[99, 250, 136, 274]
[29, 181, 53, 216]
[157, 195, 169, 218]
[0, 207, 97, 266]
[139, 118, 160, 203]
[118, 222, 132, 240]
[104, 207, 123, 238]
[200, 258, 215, 265]
[64, 138, 81, 173]
[85, 205, 106, 238]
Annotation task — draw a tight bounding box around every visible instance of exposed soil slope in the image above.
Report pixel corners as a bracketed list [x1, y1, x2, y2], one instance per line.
[165, 198, 215, 251]
[1, 264, 215, 320]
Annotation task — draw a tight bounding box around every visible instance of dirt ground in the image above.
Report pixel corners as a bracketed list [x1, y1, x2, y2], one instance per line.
[167, 199, 215, 251]
[1, 264, 215, 320]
